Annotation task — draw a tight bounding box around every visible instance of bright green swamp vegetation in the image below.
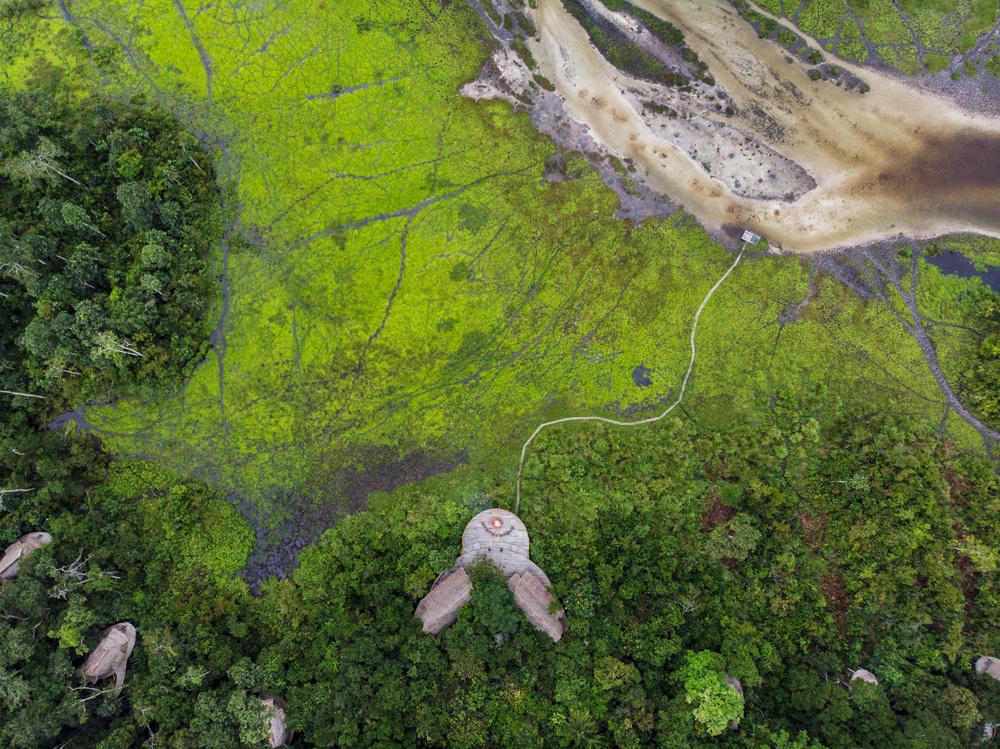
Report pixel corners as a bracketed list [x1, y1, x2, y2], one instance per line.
[3, 0, 1000, 746]
[743, 0, 999, 75]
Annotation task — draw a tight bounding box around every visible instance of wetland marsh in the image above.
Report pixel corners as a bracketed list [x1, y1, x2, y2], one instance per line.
[15, 0, 999, 576]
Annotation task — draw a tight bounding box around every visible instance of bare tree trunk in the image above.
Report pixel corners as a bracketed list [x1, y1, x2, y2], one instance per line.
[45, 162, 81, 185]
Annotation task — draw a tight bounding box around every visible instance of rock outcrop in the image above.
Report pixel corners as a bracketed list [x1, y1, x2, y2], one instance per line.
[977, 655, 1000, 681]
[261, 696, 293, 748]
[0, 531, 52, 582]
[83, 622, 136, 697]
[725, 675, 744, 730]
[851, 668, 878, 685]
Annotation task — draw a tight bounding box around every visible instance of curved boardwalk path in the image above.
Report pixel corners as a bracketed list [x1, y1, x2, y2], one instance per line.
[515, 245, 746, 512]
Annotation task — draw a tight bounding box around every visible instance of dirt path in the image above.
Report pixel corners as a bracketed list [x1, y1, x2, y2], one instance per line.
[515, 244, 745, 511]
[529, 0, 1000, 252]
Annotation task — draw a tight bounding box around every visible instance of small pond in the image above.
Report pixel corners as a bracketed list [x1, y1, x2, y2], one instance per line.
[926, 250, 1000, 294]
[632, 364, 653, 388]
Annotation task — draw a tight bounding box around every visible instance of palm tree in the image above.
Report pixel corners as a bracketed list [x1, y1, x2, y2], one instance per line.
[552, 708, 605, 748]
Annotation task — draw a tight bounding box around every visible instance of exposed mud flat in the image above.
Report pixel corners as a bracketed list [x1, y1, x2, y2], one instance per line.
[462, 44, 679, 222]
[619, 78, 816, 201]
[523, 0, 1000, 252]
[240, 448, 463, 591]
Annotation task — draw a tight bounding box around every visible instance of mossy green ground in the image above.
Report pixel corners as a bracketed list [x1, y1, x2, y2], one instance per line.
[15, 0, 993, 544]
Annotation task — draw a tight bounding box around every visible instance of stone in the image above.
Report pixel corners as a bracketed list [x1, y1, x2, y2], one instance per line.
[83, 622, 136, 698]
[0, 531, 52, 582]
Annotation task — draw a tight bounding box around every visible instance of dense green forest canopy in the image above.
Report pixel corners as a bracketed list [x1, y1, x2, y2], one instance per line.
[0, 80, 222, 568]
[5, 391, 1000, 748]
[0, 85, 220, 417]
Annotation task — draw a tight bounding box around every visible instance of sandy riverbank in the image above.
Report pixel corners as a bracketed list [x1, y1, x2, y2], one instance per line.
[527, 0, 1000, 253]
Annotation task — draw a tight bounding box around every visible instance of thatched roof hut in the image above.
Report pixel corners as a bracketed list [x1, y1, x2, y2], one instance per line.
[414, 567, 472, 634]
[83, 622, 136, 697]
[260, 696, 293, 748]
[851, 668, 878, 685]
[977, 656, 1000, 681]
[0, 531, 52, 582]
[415, 509, 565, 642]
[508, 571, 565, 642]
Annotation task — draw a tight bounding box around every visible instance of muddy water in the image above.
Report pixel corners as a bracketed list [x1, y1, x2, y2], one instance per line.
[530, 0, 1000, 252]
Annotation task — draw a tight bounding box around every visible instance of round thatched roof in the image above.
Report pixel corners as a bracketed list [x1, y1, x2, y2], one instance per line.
[462, 509, 529, 559]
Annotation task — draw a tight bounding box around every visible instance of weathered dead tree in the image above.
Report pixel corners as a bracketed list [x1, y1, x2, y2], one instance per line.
[47, 549, 119, 600]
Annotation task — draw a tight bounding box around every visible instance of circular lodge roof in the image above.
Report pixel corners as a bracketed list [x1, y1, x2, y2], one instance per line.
[462, 509, 529, 559]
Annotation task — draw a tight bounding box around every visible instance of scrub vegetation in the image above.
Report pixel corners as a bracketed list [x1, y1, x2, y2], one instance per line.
[2, 0, 1000, 746]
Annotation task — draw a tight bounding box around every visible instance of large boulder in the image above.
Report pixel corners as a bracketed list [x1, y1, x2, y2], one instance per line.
[0, 531, 52, 582]
[851, 668, 878, 685]
[977, 656, 1000, 681]
[261, 696, 293, 748]
[83, 622, 136, 697]
[726, 675, 744, 730]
